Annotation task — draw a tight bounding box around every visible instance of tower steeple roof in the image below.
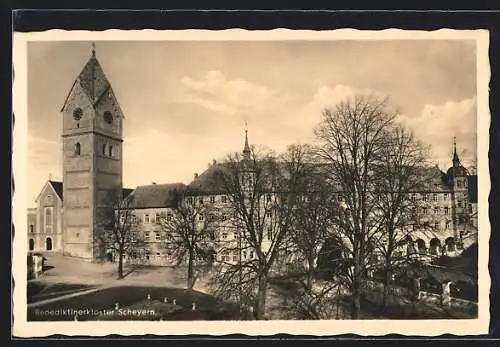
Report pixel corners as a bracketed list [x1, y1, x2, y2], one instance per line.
[77, 43, 111, 104]
[243, 123, 251, 159]
[447, 137, 468, 179]
[60, 42, 112, 111]
[452, 136, 461, 167]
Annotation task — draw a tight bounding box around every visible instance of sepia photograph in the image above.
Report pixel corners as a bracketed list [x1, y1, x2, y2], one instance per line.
[12, 29, 490, 336]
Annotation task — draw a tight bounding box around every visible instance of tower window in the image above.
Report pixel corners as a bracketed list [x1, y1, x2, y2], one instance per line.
[109, 145, 113, 157]
[102, 144, 107, 156]
[74, 142, 81, 156]
[44, 207, 52, 226]
[73, 108, 83, 121]
[29, 224, 34, 233]
[103, 111, 114, 124]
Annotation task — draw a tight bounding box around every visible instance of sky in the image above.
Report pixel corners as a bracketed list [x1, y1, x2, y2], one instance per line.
[27, 40, 477, 204]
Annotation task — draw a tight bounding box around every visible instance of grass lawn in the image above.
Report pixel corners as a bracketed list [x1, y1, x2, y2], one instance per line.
[28, 285, 242, 321]
[27, 281, 97, 304]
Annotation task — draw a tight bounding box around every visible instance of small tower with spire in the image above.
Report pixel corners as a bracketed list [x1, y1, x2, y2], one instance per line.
[240, 123, 255, 192]
[243, 122, 251, 161]
[447, 137, 469, 250]
[452, 136, 460, 169]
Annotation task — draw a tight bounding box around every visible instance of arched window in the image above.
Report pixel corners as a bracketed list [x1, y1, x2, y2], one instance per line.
[73, 107, 83, 121]
[45, 208, 52, 226]
[29, 224, 34, 233]
[29, 239, 34, 251]
[46, 237, 52, 251]
[74, 142, 81, 156]
[108, 145, 113, 157]
[445, 237, 455, 252]
[102, 144, 107, 156]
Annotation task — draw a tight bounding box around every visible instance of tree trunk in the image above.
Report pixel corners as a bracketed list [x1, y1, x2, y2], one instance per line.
[117, 249, 124, 279]
[306, 254, 315, 291]
[187, 248, 194, 290]
[383, 267, 390, 310]
[383, 235, 394, 310]
[351, 262, 361, 319]
[256, 275, 267, 320]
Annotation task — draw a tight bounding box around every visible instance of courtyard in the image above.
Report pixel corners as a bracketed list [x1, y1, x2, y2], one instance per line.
[27, 253, 477, 321]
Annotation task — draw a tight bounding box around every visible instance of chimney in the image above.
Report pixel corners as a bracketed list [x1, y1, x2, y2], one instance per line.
[194, 173, 199, 179]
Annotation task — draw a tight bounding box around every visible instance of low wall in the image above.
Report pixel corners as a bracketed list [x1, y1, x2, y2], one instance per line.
[418, 291, 441, 305]
[418, 290, 477, 310]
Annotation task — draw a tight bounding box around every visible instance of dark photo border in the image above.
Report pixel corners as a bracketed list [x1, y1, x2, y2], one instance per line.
[7, 6, 500, 344]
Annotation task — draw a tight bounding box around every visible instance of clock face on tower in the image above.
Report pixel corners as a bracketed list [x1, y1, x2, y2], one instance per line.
[103, 111, 113, 124]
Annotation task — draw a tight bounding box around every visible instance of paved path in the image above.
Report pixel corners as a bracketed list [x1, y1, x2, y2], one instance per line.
[28, 285, 108, 308]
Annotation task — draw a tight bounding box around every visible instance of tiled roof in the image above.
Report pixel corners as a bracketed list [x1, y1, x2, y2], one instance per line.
[45, 181, 134, 203]
[128, 183, 186, 209]
[76, 55, 110, 104]
[187, 161, 456, 195]
[60, 52, 117, 113]
[122, 188, 135, 199]
[418, 165, 450, 191]
[187, 164, 230, 195]
[467, 175, 478, 204]
[48, 180, 63, 201]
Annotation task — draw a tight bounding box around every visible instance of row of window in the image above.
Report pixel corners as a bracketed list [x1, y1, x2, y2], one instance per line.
[419, 203, 468, 215]
[144, 232, 162, 241]
[139, 210, 275, 224]
[72, 142, 117, 158]
[186, 195, 228, 205]
[186, 194, 277, 205]
[220, 249, 255, 262]
[411, 215, 472, 231]
[220, 230, 273, 240]
[412, 193, 450, 202]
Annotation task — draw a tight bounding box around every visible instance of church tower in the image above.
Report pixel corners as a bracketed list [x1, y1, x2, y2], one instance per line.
[447, 137, 469, 248]
[60, 44, 124, 261]
[240, 125, 255, 193]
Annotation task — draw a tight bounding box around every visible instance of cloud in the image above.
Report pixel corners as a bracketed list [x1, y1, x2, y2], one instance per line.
[179, 70, 290, 118]
[309, 84, 374, 111]
[398, 97, 477, 169]
[279, 84, 374, 141]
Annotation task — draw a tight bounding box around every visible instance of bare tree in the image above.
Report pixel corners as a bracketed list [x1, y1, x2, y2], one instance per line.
[156, 189, 217, 290]
[286, 145, 338, 291]
[371, 125, 429, 309]
[210, 145, 308, 320]
[98, 189, 144, 279]
[314, 94, 397, 319]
